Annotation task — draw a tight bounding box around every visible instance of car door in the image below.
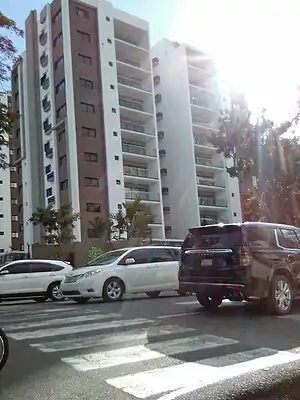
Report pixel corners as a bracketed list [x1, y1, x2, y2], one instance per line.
[29, 262, 63, 293]
[118, 248, 156, 292]
[0, 262, 33, 296]
[148, 248, 179, 290]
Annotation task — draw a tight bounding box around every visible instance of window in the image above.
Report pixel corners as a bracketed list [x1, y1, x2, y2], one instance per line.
[116, 179, 121, 185]
[2, 263, 30, 274]
[12, 216, 18, 221]
[18, 204, 23, 213]
[0, 197, 3, 201]
[60, 180, 68, 191]
[86, 202, 101, 212]
[53, 9, 61, 23]
[20, 224, 24, 232]
[112, 108, 116, 113]
[77, 30, 90, 42]
[109, 61, 113, 67]
[124, 249, 151, 265]
[12, 232, 19, 238]
[0, 232, 3, 236]
[11, 182, 17, 188]
[106, 16, 111, 21]
[20, 244, 24, 251]
[45, 164, 51, 174]
[156, 112, 163, 121]
[46, 188, 52, 197]
[55, 79, 65, 94]
[11, 198, 17, 205]
[107, 38, 112, 44]
[0, 249, 4, 253]
[81, 102, 95, 113]
[56, 103, 66, 119]
[148, 248, 174, 263]
[53, 32, 63, 47]
[59, 154, 67, 166]
[0, 180, 2, 184]
[82, 127, 96, 137]
[76, 7, 89, 18]
[0, 214, 3, 218]
[79, 77, 94, 89]
[245, 227, 276, 248]
[114, 155, 119, 160]
[78, 54, 92, 65]
[113, 131, 118, 137]
[84, 152, 98, 162]
[277, 229, 300, 249]
[85, 177, 99, 187]
[110, 84, 115, 89]
[155, 94, 162, 103]
[54, 56, 64, 70]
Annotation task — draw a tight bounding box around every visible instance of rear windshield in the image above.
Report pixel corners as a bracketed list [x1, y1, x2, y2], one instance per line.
[183, 225, 242, 249]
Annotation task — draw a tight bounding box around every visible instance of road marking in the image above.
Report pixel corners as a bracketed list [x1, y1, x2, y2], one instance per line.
[0, 307, 77, 317]
[158, 312, 200, 319]
[62, 334, 238, 371]
[4, 313, 122, 331]
[107, 347, 300, 399]
[7, 318, 153, 340]
[175, 301, 199, 306]
[31, 324, 195, 353]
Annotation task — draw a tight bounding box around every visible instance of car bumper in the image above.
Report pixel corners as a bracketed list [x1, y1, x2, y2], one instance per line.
[60, 279, 103, 298]
[179, 282, 245, 294]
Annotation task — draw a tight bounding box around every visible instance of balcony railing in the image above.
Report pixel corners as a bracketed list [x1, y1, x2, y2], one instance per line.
[119, 98, 143, 111]
[196, 177, 225, 187]
[149, 216, 162, 224]
[118, 58, 141, 68]
[123, 166, 158, 179]
[125, 191, 160, 202]
[120, 120, 154, 135]
[194, 137, 215, 147]
[199, 198, 227, 207]
[191, 98, 211, 109]
[122, 143, 156, 157]
[201, 217, 229, 225]
[195, 157, 224, 168]
[192, 118, 215, 128]
[115, 35, 142, 48]
[118, 76, 143, 90]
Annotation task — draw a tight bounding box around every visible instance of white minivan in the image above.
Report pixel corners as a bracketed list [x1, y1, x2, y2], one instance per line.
[61, 246, 187, 304]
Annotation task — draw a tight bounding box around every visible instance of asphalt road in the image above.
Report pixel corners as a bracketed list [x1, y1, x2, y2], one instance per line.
[1, 295, 300, 400]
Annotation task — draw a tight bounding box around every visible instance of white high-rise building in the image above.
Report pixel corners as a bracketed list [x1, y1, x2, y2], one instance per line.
[151, 39, 242, 239]
[11, 0, 165, 250]
[0, 93, 12, 253]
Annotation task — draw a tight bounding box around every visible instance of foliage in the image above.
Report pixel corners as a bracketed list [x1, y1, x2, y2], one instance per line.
[29, 204, 80, 246]
[87, 246, 104, 262]
[0, 12, 23, 169]
[211, 107, 300, 224]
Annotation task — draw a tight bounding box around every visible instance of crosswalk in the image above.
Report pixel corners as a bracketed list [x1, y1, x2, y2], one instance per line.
[2, 304, 300, 399]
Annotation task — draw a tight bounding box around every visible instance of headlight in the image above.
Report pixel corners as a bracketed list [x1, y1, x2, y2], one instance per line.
[79, 269, 103, 279]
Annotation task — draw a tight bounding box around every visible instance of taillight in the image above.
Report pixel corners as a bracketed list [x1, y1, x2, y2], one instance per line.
[239, 247, 252, 266]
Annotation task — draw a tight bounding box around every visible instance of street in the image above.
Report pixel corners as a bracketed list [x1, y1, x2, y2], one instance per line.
[1, 295, 300, 400]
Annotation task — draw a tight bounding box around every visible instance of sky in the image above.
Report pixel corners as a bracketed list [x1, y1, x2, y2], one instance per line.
[2, 0, 300, 122]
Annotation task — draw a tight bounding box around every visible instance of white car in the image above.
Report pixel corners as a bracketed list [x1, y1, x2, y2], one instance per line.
[61, 246, 186, 304]
[0, 259, 73, 302]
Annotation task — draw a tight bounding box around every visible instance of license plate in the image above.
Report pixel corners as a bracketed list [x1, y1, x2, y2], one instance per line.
[201, 259, 212, 266]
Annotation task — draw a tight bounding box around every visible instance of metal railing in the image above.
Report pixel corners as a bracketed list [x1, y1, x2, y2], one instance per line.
[194, 137, 214, 147]
[199, 198, 227, 207]
[125, 191, 160, 201]
[120, 120, 154, 135]
[118, 76, 142, 90]
[195, 157, 224, 168]
[196, 177, 225, 187]
[122, 143, 156, 157]
[119, 98, 143, 111]
[123, 166, 158, 179]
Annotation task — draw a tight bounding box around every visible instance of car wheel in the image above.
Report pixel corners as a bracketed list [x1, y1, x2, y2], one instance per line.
[34, 297, 47, 303]
[196, 293, 223, 309]
[266, 274, 293, 315]
[146, 291, 161, 298]
[176, 289, 188, 297]
[102, 278, 125, 302]
[72, 297, 90, 304]
[48, 282, 64, 302]
[0, 328, 9, 372]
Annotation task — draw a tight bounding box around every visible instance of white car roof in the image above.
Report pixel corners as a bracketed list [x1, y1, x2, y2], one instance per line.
[109, 246, 181, 253]
[2, 259, 69, 267]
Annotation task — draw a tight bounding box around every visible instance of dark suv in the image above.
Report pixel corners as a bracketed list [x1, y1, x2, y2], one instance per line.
[178, 222, 300, 315]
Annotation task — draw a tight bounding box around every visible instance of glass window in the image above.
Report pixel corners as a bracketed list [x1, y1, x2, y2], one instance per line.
[246, 227, 277, 248]
[127, 249, 151, 264]
[2, 263, 32, 274]
[277, 229, 300, 249]
[148, 248, 174, 263]
[183, 225, 242, 249]
[88, 249, 128, 266]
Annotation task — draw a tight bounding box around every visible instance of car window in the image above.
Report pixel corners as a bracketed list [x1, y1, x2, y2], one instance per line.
[277, 229, 300, 249]
[31, 263, 65, 273]
[88, 249, 128, 266]
[246, 227, 277, 248]
[50, 264, 65, 271]
[170, 248, 180, 261]
[1, 263, 32, 274]
[148, 248, 174, 263]
[125, 249, 151, 264]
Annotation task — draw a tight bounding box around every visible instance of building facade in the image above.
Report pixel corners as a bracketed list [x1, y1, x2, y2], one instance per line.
[0, 94, 13, 253]
[11, 0, 165, 250]
[151, 39, 242, 239]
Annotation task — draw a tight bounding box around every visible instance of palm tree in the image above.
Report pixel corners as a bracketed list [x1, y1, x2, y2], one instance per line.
[89, 217, 107, 240]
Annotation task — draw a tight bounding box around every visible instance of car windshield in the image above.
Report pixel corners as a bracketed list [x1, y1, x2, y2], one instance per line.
[184, 225, 242, 249]
[88, 249, 129, 266]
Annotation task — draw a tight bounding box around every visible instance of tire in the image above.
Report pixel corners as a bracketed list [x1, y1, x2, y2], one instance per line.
[102, 278, 125, 302]
[34, 297, 47, 303]
[266, 274, 293, 315]
[72, 297, 90, 304]
[0, 328, 9, 372]
[177, 289, 188, 297]
[146, 291, 161, 298]
[48, 282, 64, 302]
[196, 293, 223, 309]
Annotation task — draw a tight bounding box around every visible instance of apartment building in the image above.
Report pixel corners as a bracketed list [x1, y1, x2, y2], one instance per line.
[151, 39, 242, 239]
[0, 94, 12, 252]
[11, 0, 165, 249]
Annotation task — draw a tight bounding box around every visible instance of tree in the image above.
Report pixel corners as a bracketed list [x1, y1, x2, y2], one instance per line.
[0, 12, 23, 169]
[89, 217, 107, 240]
[210, 108, 300, 224]
[29, 204, 80, 246]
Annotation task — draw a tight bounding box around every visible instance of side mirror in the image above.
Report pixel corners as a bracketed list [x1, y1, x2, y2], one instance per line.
[125, 258, 136, 265]
[0, 270, 9, 276]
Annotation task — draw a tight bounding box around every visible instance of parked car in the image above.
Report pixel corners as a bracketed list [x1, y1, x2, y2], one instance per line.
[0, 259, 73, 302]
[179, 222, 300, 315]
[61, 246, 187, 303]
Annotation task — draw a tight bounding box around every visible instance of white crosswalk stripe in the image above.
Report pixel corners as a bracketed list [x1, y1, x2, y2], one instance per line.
[2, 306, 300, 399]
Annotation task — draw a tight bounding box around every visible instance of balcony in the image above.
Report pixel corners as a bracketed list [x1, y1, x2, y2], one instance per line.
[123, 166, 158, 179]
[118, 75, 151, 93]
[39, 31, 47, 46]
[192, 117, 218, 134]
[40, 74, 49, 90]
[196, 177, 225, 188]
[47, 195, 55, 205]
[119, 98, 143, 112]
[195, 156, 224, 169]
[119, 98, 153, 122]
[42, 98, 51, 113]
[118, 81, 153, 106]
[45, 148, 53, 158]
[194, 137, 215, 148]
[40, 54, 48, 68]
[43, 119, 52, 134]
[148, 216, 162, 225]
[120, 120, 154, 141]
[122, 143, 156, 159]
[125, 191, 160, 202]
[199, 198, 227, 208]
[47, 171, 54, 182]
